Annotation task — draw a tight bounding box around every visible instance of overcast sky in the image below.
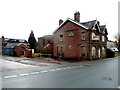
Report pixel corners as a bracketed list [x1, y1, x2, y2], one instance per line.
[0, 0, 119, 41]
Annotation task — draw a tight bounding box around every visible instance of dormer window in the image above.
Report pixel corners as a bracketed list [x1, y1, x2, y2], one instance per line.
[59, 33, 63, 41]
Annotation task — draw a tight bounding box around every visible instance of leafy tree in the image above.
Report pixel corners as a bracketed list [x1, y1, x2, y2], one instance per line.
[28, 30, 37, 52]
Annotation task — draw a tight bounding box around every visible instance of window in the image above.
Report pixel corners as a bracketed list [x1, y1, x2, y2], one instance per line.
[81, 46, 86, 56]
[92, 46, 96, 56]
[92, 32, 96, 40]
[68, 32, 76, 37]
[60, 46, 65, 55]
[81, 32, 86, 40]
[92, 32, 99, 40]
[59, 33, 63, 41]
[57, 46, 65, 57]
[102, 35, 105, 42]
[57, 46, 60, 55]
[102, 47, 105, 54]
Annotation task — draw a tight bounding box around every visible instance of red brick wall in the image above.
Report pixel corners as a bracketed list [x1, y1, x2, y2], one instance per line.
[38, 36, 53, 53]
[89, 30, 107, 59]
[53, 21, 88, 59]
[54, 21, 107, 60]
[14, 44, 31, 57]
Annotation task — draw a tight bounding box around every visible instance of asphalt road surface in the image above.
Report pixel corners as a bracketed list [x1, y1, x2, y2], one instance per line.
[1, 57, 119, 88]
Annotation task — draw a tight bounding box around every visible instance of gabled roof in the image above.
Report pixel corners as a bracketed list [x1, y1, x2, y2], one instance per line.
[81, 20, 101, 33]
[81, 20, 108, 35]
[54, 17, 108, 35]
[81, 20, 96, 30]
[38, 35, 53, 39]
[100, 25, 106, 30]
[100, 25, 108, 35]
[53, 18, 89, 34]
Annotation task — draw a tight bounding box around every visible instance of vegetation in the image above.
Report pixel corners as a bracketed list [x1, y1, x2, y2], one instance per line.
[106, 49, 115, 58]
[28, 30, 37, 52]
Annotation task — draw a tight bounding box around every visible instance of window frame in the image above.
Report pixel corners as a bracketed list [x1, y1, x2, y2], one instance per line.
[81, 45, 86, 57]
[92, 46, 96, 56]
[81, 31, 86, 40]
[59, 33, 64, 41]
[102, 47, 105, 54]
[102, 35, 105, 42]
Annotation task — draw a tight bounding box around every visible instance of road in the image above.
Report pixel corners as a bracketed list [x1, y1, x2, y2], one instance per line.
[1, 57, 119, 88]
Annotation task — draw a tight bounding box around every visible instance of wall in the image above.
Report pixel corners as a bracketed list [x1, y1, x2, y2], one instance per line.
[53, 21, 88, 59]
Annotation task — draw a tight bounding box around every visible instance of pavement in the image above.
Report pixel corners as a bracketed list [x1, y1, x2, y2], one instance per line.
[1, 56, 118, 67]
[0, 59, 38, 71]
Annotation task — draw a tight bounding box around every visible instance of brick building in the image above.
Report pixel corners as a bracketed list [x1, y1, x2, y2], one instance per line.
[38, 35, 53, 54]
[2, 37, 31, 57]
[53, 12, 108, 60]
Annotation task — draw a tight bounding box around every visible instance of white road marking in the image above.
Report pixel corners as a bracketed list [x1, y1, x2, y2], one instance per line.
[56, 69, 60, 71]
[4, 66, 80, 79]
[31, 72, 39, 75]
[58, 68, 62, 70]
[41, 70, 48, 73]
[79, 65, 83, 67]
[4, 75, 18, 78]
[67, 67, 71, 69]
[19, 73, 29, 76]
[49, 69, 56, 71]
[56, 68, 62, 71]
[63, 67, 67, 69]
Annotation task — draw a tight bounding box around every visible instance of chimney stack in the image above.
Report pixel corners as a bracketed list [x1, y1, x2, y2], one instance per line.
[74, 11, 80, 22]
[59, 19, 63, 25]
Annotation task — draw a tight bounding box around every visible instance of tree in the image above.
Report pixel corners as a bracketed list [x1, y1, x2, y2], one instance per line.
[28, 30, 37, 52]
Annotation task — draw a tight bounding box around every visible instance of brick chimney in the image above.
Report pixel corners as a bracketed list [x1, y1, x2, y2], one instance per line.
[59, 19, 63, 25]
[74, 11, 80, 22]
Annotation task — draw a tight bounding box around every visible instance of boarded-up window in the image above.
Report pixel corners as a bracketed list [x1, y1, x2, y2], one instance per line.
[81, 46, 86, 56]
[57, 46, 64, 56]
[57, 46, 60, 55]
[81, 32, 86, 40]
[61, 46, 64, 55]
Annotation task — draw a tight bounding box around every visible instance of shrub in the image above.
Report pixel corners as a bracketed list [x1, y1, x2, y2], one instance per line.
[106, 49, 115, 58]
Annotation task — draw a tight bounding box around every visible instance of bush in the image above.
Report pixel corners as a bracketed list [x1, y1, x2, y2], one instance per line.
[106, 49, 115, 58]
